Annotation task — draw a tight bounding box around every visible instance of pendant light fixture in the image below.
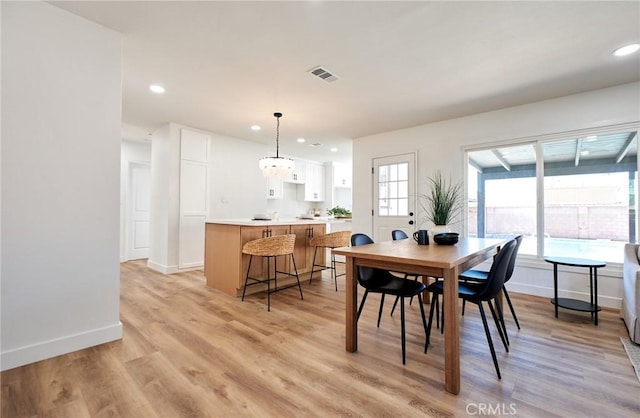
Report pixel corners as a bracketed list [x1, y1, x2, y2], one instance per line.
[259, 112, 295, 177]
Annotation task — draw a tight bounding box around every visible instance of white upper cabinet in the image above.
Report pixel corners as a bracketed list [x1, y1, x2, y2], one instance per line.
[304, 161, 325, 202]
[266, 176, 284, 199]
[284, 158, 305, 184]
[333, 163, 352, 188]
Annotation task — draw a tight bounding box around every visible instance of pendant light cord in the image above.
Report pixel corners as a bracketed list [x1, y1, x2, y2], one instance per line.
[276, 115, 280, 158]
[274, 112, 282, 158]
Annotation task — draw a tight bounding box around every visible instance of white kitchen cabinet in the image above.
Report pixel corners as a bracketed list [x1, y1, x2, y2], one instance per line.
[266, 176, 284, 199]
[179, 128, 209, 269]
[333, 163, 352, 188]
[304, 161, 325, 202]
[284, 159, 305, 184]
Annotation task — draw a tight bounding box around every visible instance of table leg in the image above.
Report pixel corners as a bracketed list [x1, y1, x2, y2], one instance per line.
[594, 267, 598, 326]
[553, 263, 559, 318]
[443, 267, 460, 395]
[421, 276, 431, 305]
[345, 256, 357, 352]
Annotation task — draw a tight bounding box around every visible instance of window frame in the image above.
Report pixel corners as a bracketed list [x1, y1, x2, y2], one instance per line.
[463, 122, 640, 264]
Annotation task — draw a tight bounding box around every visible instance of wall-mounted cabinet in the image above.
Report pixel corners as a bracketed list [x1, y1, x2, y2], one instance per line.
[333, 163, 352, 188]
[266, 177, 284, 199]
[284, 159, 305, 184]
[304, 161, 325, 202]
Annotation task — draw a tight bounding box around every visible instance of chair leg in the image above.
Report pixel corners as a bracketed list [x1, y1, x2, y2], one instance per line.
[493, 296, 510, 347]
[488, 299, 509, 351]
[267, 257, 272, 312]
[357, 290, 369, 321]
[273, 256, 278, 291]
[478, 302, 501, 379]
[503, 286, 521, 330]
[331, 253, 338, 291]
[377, 294, 386, 328]
[309, 247, 318, 285]
[417, 293, 428, 339]
[400, 296, 406, 365]
[290, 254, 303, 301]
[241, 255, 253, 302]
[425, 291, 438, 353]
[462, 299, 466, 315]
[390, 296, 400, 316]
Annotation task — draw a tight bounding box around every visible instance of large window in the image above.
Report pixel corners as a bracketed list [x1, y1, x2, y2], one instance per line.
[467, 129, 638, 263]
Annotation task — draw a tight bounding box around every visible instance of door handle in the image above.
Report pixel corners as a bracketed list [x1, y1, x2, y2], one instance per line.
[408, 220, 414, 225]
[409, 211, 414, 217]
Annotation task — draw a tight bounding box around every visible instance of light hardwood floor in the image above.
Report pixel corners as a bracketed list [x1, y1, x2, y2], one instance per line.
[2, 260, 639, 417]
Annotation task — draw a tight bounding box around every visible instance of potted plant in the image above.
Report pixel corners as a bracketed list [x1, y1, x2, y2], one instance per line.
[327, 205, 352, 218]
[419, 170, 462, 233]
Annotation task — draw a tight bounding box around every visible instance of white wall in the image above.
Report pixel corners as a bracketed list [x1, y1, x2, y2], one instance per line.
[352, 82, 640, 308]
[1, 1, 122, 370]
[208, 132, 272, 219]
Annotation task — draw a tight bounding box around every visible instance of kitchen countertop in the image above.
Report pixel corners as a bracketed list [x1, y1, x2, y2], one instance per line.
[206, 218, 351, 227]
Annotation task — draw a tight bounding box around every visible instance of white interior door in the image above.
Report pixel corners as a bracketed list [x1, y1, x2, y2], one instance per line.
[372, 153, 417, 242]
[128, 163, 151, 260]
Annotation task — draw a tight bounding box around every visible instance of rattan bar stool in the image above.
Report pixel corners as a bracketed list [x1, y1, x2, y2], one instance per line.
[309, 230, 351, 291]
[241, 234, 303, 311]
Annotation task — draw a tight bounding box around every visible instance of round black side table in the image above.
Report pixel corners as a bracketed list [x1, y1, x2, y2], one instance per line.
[544, 256, 606, 325]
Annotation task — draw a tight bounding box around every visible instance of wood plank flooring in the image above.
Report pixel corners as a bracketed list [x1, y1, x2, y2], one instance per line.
[2, 260, 639, 417]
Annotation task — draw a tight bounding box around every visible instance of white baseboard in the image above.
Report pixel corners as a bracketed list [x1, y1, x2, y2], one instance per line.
[1, 322, 123, 372]
[147, 260, 178, 274]
[178, 262, 203, 271]
[147, 260, 202, 274]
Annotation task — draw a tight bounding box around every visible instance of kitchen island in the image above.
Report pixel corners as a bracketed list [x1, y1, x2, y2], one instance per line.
[205, 219, 339, 297]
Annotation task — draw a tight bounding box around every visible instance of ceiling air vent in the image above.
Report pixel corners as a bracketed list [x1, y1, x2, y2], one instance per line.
[308, 66, 339, 83]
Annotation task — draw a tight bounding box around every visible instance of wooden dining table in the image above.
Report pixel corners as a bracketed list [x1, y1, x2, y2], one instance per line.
[332, 236, 504, 395]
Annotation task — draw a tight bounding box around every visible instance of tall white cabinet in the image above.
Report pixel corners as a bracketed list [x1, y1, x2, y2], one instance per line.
[148, 123, 209, 273]
[179, 129, 209, 269]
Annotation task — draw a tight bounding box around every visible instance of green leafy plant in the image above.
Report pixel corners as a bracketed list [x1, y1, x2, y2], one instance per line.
[420, 170, 462, 226]
[327, 205, 352, 217]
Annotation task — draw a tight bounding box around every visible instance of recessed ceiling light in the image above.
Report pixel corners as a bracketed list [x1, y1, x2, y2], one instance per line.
[149, 84, 165, 94]
[297, 138, 306, 143]
[613, 43, 640, 57]
[310, 143, 322, 147]
[330, 148, 338, 152]
[251, 125, 261, 131]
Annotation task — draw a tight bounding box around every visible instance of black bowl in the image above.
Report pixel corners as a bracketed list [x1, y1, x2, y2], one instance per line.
[433, 232, 459, 245]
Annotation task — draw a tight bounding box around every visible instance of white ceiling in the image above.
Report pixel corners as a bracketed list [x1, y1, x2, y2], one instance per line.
[50, 1, 640, 164]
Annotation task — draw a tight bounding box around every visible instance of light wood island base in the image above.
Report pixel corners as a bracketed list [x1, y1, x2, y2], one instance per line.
[205, 221, 326, 297]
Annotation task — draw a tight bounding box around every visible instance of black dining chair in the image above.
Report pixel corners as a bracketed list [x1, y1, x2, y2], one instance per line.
[351, 233, 429, 364]
[460, 235, 523, 341]
[425, 238, 518, 379]
[389, 230, 442, 328]
[390, 230, 418, 308]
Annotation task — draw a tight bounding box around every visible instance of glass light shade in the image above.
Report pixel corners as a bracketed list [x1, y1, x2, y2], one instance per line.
[259, 156, 295, 177]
